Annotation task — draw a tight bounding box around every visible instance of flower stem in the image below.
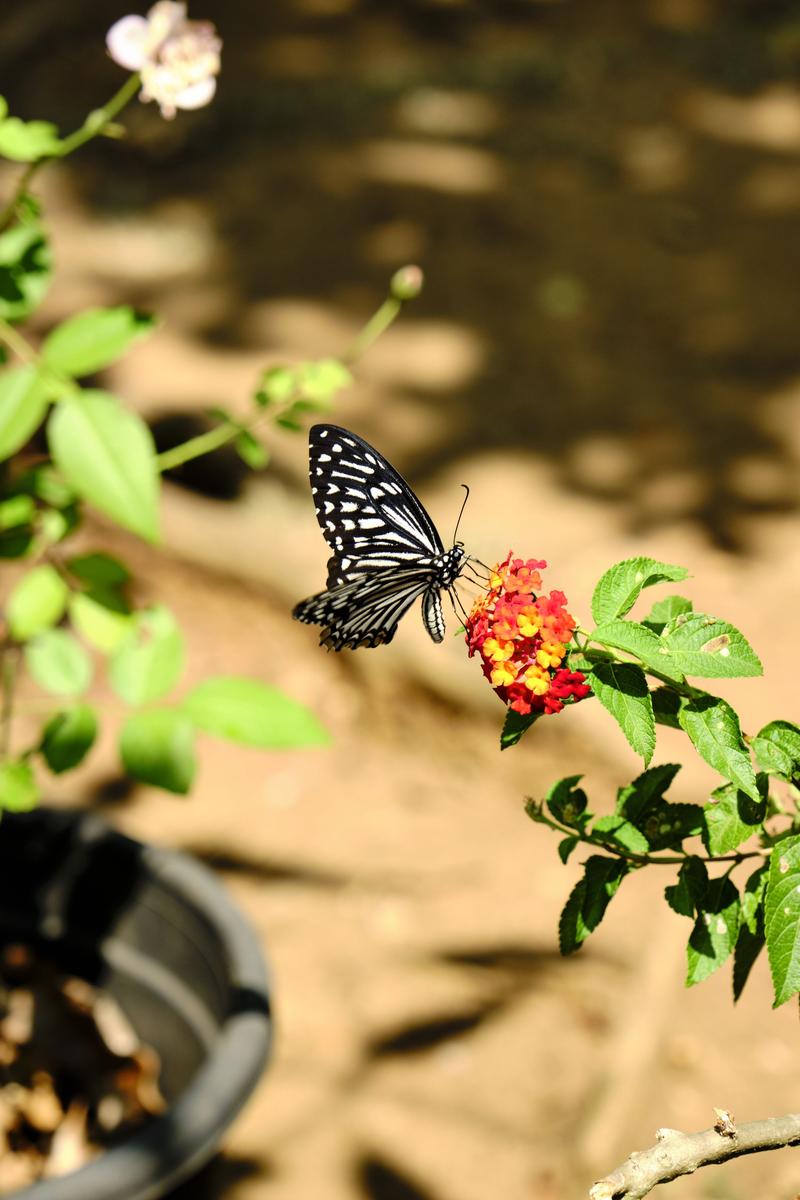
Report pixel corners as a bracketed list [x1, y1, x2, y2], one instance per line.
[343, 294, 403, 364]
[0, 646, 18, 760]
[0, 72, 141, 234]
[156, 419, 243, 473]
[0, 318, 39, 365]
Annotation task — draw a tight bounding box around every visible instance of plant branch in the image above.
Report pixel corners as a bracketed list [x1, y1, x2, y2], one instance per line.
[0, 73, 140, 234]
[0, 645, 18, 759]
[588, 1111, 800, 1199]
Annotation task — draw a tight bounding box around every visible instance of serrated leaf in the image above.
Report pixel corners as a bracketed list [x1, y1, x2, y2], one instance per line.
[765, 835, 800, 1006]
[0, 761, 39, 811]
[181, 676, 330, 748]
[733, 920, 765, 1002]
[6, 564, 68, 640]
[108, 605, 184, 704]
[591, 557, 689, 626]
[642, 594, 694, 633]
[0, 117, 60, 161]
[48, 391, 160, 542]
[651, 686, 683, 729]
[69, 592, 133, 653]
[660, 614, 762, 679]
[686, 876, 740, 986]
[678, 695, 759, 800]
[702, 779, 767, 856]
[665, 856, 708, 918]
[42, 306, 156, 376]
[641, 801, 704, 851]
[0, 365, 52, 461]
[40, 704, 98, 773]
[558, 856, 628, 954]
[616, 763, 681, 822]
[558, 835, 579, 864]
[0, 220, 51, 322]
[752, 720, 800, 785]
[590, 620, 684, 681]
[741, 864, 768, 935]
[119, 709, 196, 795]
[592, 815, 649, 855]
[500, 708, 541, 749]
[25, 629, 92, 696]
[588, 662, 655, 764]
[544, 774, 588, 828]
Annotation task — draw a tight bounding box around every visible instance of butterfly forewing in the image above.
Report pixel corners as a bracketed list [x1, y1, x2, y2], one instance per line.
[295, 424, 467, 650]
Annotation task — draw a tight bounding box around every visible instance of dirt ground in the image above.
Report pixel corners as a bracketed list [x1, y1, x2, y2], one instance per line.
[3, 1, 800, 1197]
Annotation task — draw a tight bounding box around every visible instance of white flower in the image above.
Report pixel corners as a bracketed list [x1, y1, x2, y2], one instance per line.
[106, 2, 221, 120]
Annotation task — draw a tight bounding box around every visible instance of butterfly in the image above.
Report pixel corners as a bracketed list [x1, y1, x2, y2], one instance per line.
[292, 424, 470, 650]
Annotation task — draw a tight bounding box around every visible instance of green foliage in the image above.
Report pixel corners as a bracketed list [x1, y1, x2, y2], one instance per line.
[0, 109, 61, 161]
[69, 592, 132, 652]
[685, 876, 740, 987]
[0, 220, 52, 322]
[6, 565, 68, 640]
[701, 779, 767, 856]
[765, 835, 800, 1006]
[678, 696, 759, 801]
[40, 705, 98, 773]
[590, 619, 684, 682]
[0, 366, 53, 460]
[108, 606, 184, 704]
[500, 708, 540, 749]
[587, 661, 654, 764]
[42, 306, 156, 376]
[119, 708, 197, 795]
[48, 390, 160, 542]
[559, 856, 628, 954]
[752, 720, 800, 786]
[590, 557, 688, 626]
[0, 760, 39, 811]
[25, 629, 92, 696]
[181, 676, 330, 748]
[642, 594, 693, 633]
[659, 614, 762, 679]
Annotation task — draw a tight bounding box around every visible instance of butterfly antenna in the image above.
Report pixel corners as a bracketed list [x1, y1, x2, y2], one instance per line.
[446, 585, 471, 627]
[452, 484, 470, 545]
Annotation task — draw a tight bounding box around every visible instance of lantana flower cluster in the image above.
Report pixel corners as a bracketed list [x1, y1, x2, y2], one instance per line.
[107, 2, 222, 120]
[466, 553, 590, 716]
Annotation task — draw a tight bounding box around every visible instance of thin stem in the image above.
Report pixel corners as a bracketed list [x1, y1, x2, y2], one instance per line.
[0, 646, 18, 760]
[156, 419, 243, 473]
[343, 294, 402, 363]
[0, 72, 141, 234]
[0, 317, 39, 365]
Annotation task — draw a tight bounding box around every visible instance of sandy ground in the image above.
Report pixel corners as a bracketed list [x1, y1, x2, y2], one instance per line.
[3, 1, 800, 1197]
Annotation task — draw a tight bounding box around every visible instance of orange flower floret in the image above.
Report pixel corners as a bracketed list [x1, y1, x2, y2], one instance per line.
[464, 552, 590, 719]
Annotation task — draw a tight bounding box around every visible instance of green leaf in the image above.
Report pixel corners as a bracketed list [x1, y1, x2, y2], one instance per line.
[558, 835, 579, 864]
[616, 763, 681, 823]
[686, 876, 740, 987]
[69, 592, 133, 653]
[665, 856, 708, 918]
[0, 760, 39, 811]
[741, 864, 768, 935]
[733, 920, 765, 1002]
[181, 676, 330, 748]
[651, 686, 682, 729]
[752, 720, 800, 786]
[6, 564, 68, 640]
[543, 774, 588, 828]
[591, 557, 689, 626]
[702, 778, 767, 856]
[255, 365, 295, 407]
[642, 594, 694, 633]
[0, 220, 51, 322]
[558, 856, 628, 954]
[40, 704, 98, 773]
[108, 605, 184, 704]
[0, 495, 34, 530]
[297, 358, 352, 404]
[25, 629, 92, 696]
[592, 814, 649, 855]
[660, 614, 762, 679]
[641, 802, 704, 852]
[42, 307, 156, 377]
[48, 390, 160, 542]
[765, 834, 800, 1006]
[0, 366, 52, 461]
[678, 696, 759, 801]
[500, 708, 541, 749]
[67, 552, 130, 587]
[588, 662, 655, 764]
[119, 709, 196, 795]
[590, 620, 684, 681]
[0, 117, 60, 161]
[235, 430, 269, 469]
[0, 98, 8, 122]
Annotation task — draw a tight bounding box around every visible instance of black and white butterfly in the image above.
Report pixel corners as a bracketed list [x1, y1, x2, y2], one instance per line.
[293, 424, 469, 650]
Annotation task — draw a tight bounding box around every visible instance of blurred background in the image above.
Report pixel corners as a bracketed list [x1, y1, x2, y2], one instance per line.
[3, 0, 800, 1197]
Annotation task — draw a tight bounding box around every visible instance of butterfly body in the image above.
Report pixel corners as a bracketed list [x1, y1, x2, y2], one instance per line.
[293, 425, 467, 650]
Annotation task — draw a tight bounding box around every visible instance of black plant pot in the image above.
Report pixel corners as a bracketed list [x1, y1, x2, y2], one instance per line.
[0, 807, 272, 1200]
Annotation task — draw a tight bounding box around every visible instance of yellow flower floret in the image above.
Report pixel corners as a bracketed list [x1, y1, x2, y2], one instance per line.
[517, 607, 542, 638]
[523, 665, 551, 695]
[483, 637, 514, 663]
[490, 659, 519, 687]
[536, 641, 566, 670]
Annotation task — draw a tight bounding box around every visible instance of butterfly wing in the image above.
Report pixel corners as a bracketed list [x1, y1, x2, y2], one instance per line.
[293, 568, 435, 650]
[308, 424, 445, 587]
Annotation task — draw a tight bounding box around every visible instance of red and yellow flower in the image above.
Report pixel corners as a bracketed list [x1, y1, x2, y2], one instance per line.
[465, 553, 590, 716]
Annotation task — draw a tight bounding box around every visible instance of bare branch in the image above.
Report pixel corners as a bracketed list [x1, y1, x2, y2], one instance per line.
[588, 1111, 800, 1199]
